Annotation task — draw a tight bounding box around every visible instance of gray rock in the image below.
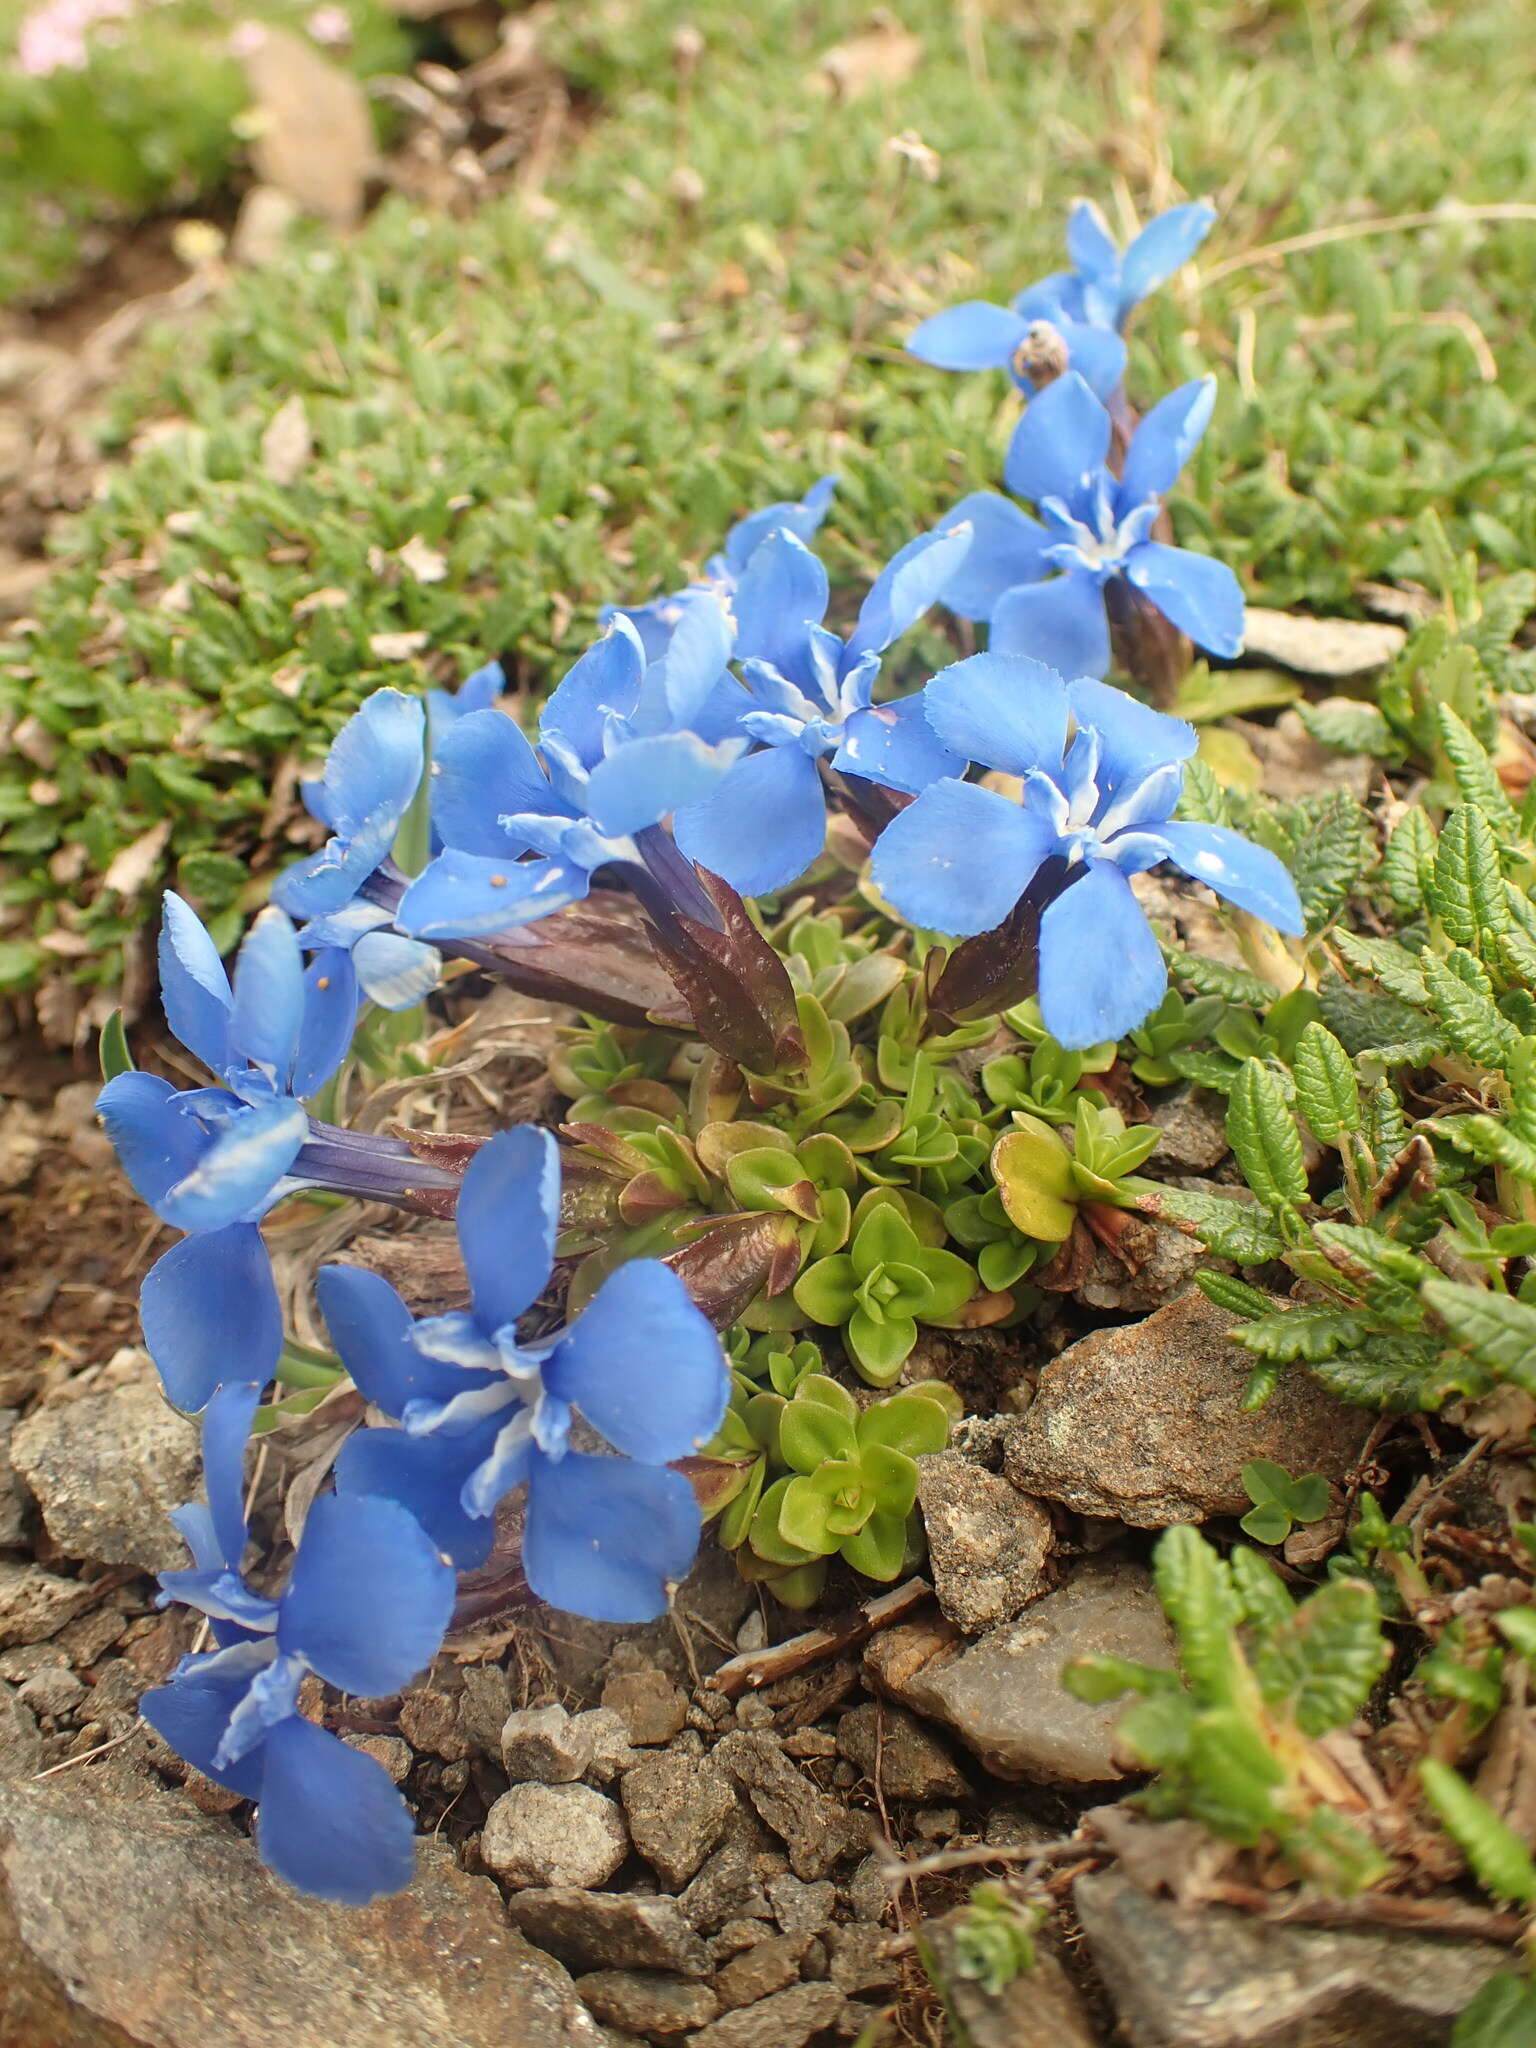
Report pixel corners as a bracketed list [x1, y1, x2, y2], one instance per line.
[1229, 710, 1376, 805]
[0, 1562, 95, 1649]
[501, 1704, 595, 1784]
[481, 1781, 629, 1890]
[1076, 1869, 1505, 2047]
[1003, 1292, 1371, 1527]
[341, 1732, 410, 1784]
[713, 1730, 868, 1880]
[620, 1748, 739, 1889]
[577, 1707, 637, 1785]
[865, 1561, 1175, 1783]
[455, 1663, 512, 1756]
[677, 1812, 780, 1930]
[1238, 611, 1405, 683]
[10, 1377, 200, 1573]
[1149, 1088, 1231, 1174]
[713, 1931, 806, 2008]
[506, 1888, 711, 1976]
[0, 1681, 42, 1780]
[0, 1779, 601, 2047]
[919, 1905, 1099, 2048]
[16, 1667, 83, 1720]
[575, 1969, 719, 2036]
[917, 1452, 1055, 1635]
[835, 1701, 971, 1801]
[0, 1410, 30, 1547]
[844, 1853, 890, 1926]
[689, 1981, 847, 2048]
[600, 1667, 689, 1746]
[827, 1922, 898, 1996]
[764, 1872, 838, 1940]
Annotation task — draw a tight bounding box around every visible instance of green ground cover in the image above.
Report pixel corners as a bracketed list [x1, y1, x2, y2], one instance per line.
[3, 0, 1534, 997]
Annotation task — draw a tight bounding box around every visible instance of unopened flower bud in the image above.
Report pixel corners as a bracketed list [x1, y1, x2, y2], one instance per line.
[668, 164, 706, 214]
[672, 23, 704, 74]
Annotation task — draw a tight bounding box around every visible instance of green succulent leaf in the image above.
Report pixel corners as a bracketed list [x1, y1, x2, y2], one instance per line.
[749, 1476, 824, 1568]
[778, 1393, 858, 1475]
[793, 1254, 858, 1328]
[990, 1118, 1079, 1241]
[776, 1473, 845, 1555]
[838, 1508, 909, 1581]
[856, 1390, 950, 1461]
[846, 1308, 917, 1386]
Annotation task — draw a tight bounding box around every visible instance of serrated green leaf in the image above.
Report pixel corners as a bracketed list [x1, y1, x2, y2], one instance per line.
[1451, 1972, 1536, 2048]
[1155, 1187, 1288, 1264]
[1379, 806, 1437, 913]
[1175, 755, 1232, 828]
[1253, 1578, 1388, 1736]
[1153, 1525, 1246, 1711]
[1290, 1021, 1360, 1144]
[1430, 804, 1509, 950]
[1435, 703, 1522, 840]
[1420, 1761, 1536, 1908]
[1330, 929, 1430, 1005]
[1237, 1307, 1374, 1364]
[1297, 696, 1399, 758]
[1165, 947, 1273, 1008]
[1227, 1059, 1309, 1211]
[1423, 1280, 1536, 1398]
[1194, 1272, 1274, 1319]
[1421, 952, 1520, 1069]
[1229, 1545, 1295, 1632]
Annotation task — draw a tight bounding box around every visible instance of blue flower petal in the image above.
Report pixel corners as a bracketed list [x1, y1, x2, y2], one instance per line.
[273, 691, 425, 919]
[546, 1258, 727, 1463]
[1117, 201, 1216, 317]
[721, 474, 837, 574]
[1052, 320, 1128, 402]
[584, 731, 741, 838]
[158, 893, 233, 1075]
[990, 573, 1111, 679]
[906, 300, 1027, 370]
[316, 1262, 471, 1419]
[1003, 372, 1111, 511]
[140, 1223, 283, 1411]
[98, 1070, 207, 1215]
[202, 1380, 262, 1571]
[871, 780, 1055, 937]
[1154, 821, 1305, 935]
[523, 1451, 702, 1623]
[915, 652, 1071, 779]
[256, 1714, 417, 1905]
[351, 929, 440, 1012]
[333, 1426, 496, 1569]
[277, 1493, 453, 1696]
[1037, 858, 1167, 1047]
[158, 1093, 308, 1234]
[291, 949, 358, 1097]
[228, 908, 306, 1088]
[649, 590, 736, 732]
[540, 619, 646, 770]
[140, 1660, 265, 1801]
[731, 529, 830, 684]
[846, 524, 974, 666]
[432, 708, 557, 857]
[673, 744, 827, 896]
[934, 493, 1052, 622]
[1117, 376, 1216, 512]
[1065, 198, 1120, 283]
[834, 696, 967, 796]
[1067, 676, 1197, 804]
[398, 849, 591, 939]
[1123, 540, 1245, 656]
[457, 1124, 560, 1334]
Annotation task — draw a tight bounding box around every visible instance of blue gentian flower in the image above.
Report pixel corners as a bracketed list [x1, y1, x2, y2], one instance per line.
[143, 1382, 453, 1905]
[931, 372, 1243, 679]
[272, 690, 441, 1011]
[397, 613, 746, 943]
[670, 524, 973, 896]
[871, 653, 1304, 1047]
[907, 198, 1214, 398]
[319, 1125, 728, 1622]
[427, 655, 504, 741]
[605, 476, 838, 662]
[97, 896, 456, 1411]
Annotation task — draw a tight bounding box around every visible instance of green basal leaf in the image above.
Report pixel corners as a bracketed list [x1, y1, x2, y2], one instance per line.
[850, 1203, 921, 1278]
[1153, 1526, 1246, 1710]
[1239, 1501, 1292, 1545]
[1237, 1307, 1374, 1364]
[838, 1508, 909, 1581]
[909, 1245, 979, 1321]
[97, 1008, 134, 1081]
[749, 1476, 823, 1568]
[846, 1307, 916, 1386]
[860, 1441, 921, 1520]
[765, 1559, 829, 1609]
[792, 1372, 859, 1421]
[1228, 1546, 1295, 1633]
[978, 1236, 1038, 1293]
[778, 1394, 858, 1475]
[776, 1472, 844, 1555]
[990, 1118, 1078, 1241]
[793, 1254, 858, 1328]
[856, 1390, 950, 1461]
[717, 1458, 766, 1550]
[1155, 1187, 1288, 1264]
[1431, 803, 1509, 951]
[1194, 1272, 1274, 1319]
[1424, 1281, 1536, 1399]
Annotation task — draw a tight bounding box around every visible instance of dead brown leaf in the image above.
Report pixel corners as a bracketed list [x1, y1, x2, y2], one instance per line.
[812, 21, 921, 101]
[102, 817, 172, 898]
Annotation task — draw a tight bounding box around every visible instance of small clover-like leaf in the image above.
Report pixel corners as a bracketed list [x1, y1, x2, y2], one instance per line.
[1239, 1500, 1292, 1545]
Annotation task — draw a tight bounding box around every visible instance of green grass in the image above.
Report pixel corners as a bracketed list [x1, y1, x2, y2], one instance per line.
[3, 0, 1535, 998]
